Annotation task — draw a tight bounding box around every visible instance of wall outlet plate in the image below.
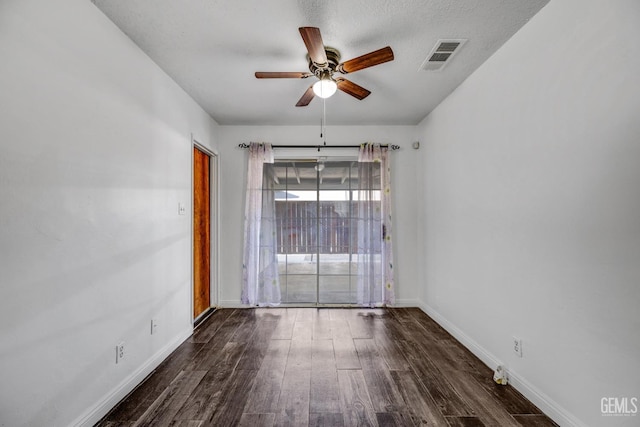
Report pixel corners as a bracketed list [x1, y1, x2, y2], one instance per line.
[116, 342, 125, 363]
[513, 337, 523, 358]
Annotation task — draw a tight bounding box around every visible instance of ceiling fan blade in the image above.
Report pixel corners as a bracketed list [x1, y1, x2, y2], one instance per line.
[255, 72, 313, 79]
[299, 27, 328, 66]
[337, 46, 394, 74]
[296, 86, 315, 107]
[336, 78, 371, 100]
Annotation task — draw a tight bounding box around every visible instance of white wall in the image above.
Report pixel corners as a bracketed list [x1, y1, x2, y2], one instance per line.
[217, 125, 419, 307]
[415, 0, 640, 426]
[0, 1, 218, 426]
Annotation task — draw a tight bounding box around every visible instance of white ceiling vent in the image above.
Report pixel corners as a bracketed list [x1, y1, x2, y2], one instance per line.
[420, 39, 467, 71]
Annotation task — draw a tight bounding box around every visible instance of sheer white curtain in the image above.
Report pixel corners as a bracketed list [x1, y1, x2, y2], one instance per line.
[356, 143, 395, 306]
[241, 142, 281, 306]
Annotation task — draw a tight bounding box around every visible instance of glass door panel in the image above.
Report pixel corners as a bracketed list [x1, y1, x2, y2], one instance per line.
[273, 159, 377, 305]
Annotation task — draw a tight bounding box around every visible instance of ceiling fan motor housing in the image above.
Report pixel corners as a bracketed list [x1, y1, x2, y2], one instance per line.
[308, 47, 341, 78]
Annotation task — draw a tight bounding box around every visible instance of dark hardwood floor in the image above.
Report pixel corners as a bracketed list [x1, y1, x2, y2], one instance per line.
[97, 308, 558, 427]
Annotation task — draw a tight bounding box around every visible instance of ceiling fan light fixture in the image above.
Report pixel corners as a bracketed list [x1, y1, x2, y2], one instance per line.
[312, 74, 337, 99]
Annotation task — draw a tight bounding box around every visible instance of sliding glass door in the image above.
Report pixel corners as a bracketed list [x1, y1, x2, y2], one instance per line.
[269, 159, 379, 304]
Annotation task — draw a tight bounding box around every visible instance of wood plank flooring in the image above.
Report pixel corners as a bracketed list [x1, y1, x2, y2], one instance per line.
[97, 308, 558, 427]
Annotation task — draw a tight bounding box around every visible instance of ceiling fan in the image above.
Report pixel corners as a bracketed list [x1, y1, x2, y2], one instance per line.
[255, 27, 394, 107]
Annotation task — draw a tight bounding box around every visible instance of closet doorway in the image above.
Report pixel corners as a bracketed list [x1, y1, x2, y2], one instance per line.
[193, 145, 217, 321]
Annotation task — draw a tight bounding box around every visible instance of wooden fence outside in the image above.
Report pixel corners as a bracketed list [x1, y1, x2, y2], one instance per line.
[274, 201, 381, 254]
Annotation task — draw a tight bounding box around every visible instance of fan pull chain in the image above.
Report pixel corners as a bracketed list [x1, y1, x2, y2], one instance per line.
[322, 97, 327, 146]
[319, 105, 323, 152]
[318, 97, 328, 151]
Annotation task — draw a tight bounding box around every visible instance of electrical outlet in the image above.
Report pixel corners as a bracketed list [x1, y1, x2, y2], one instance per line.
[513, 337, 523, 358]
[178, 202, 186, 215]
[151, 318, 158, 335]
[116, 342, 125, 364]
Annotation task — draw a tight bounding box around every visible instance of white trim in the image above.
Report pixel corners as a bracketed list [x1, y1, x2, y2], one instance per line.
[418, 301, 586, 427]
[219, 300, 252, 308]
[191, 133, 219, 157]
[391, 298, 421, 307]
[418, 301, 499, 369]
[219, 299, 421, 309]
[190, 138, 195, 324]
[208, 151, 220, 308]
[72, 329, 192, 427]
[191, 134, 220, 318]
[508, 370, 587, 427]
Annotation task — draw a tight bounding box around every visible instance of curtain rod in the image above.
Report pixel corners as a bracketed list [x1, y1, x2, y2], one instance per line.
[238, 143, 400, 151]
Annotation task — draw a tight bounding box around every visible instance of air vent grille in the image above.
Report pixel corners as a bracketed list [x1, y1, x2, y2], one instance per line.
[436, 42, 461, 53]
[429, 52, 452, 62]
[420, 39, 467, 71]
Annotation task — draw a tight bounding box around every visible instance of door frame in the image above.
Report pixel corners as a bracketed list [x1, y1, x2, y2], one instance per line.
[191, 134, 219, 325]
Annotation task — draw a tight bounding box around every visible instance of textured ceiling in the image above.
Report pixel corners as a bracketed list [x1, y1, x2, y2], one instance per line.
[92, 0, 549, 126]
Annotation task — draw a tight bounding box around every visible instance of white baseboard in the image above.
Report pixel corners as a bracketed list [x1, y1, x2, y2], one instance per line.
[418, 301, 501, 370]
[392, 298, 421, 307]
[417, 301, 585, 427]
[72, 328, 193, 427]
[508, 369, 587, 427]
[218, 299, 422, 308]
[218, 300, 251, 308]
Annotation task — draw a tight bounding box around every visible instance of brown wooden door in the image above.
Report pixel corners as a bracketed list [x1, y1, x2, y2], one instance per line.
[193, 146, 210, 319]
